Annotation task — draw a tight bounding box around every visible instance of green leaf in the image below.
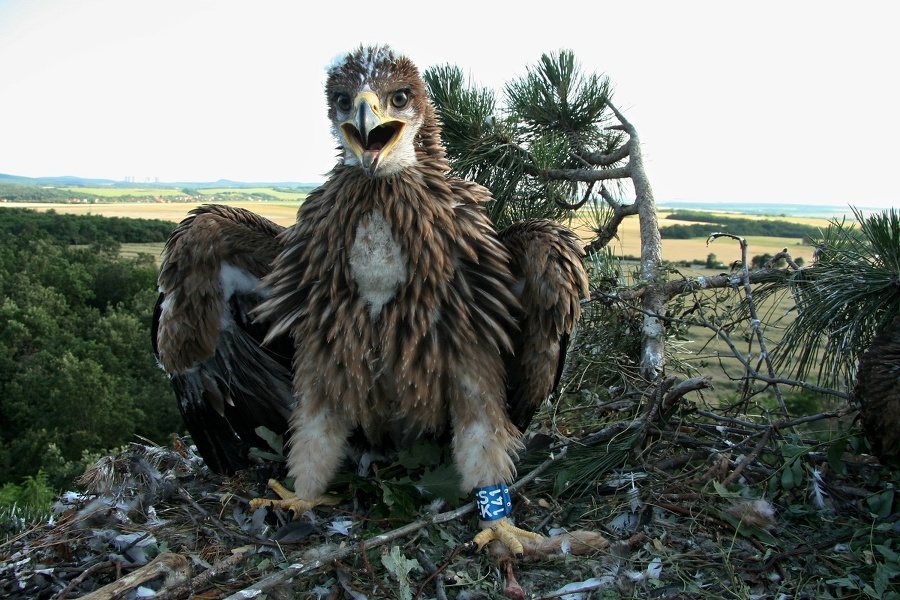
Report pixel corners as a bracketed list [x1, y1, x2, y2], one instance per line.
[416, 464, 465, 502]
[396, 439, 443, 470]
[790, 459, 804, 485]
[554, 467, 575, 496]
[256, 557, 272, 571]
[711, 480, 740, 499]
[380, 546, 419, 600]
[247, 449, 286, 463]
[781, 443, 807, 460]
[781, 465, 796, 490]
[876, 544, 900, 564]
[378, 481, 417, 518]
[867, 489, 896, 519]
[827, 439, 848, 475]
[254, 426, 283, 455]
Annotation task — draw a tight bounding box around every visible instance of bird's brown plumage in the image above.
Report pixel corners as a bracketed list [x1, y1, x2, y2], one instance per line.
[153, 204, 294, 474]
[153, 46, 590, 523]
[252, 45, 590, 503]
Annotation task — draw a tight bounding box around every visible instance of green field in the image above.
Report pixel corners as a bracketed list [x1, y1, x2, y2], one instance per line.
[61, 187, 187, 198]
[197, 187, 308, 200]
[59, 186, 309, 201]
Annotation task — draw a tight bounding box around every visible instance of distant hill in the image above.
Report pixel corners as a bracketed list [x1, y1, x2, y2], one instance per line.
[1, 173, 884, 219]
[0, 172, 322, 191]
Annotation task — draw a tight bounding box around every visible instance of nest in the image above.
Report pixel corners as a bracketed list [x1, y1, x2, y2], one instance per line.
[1, 377, 897, 599]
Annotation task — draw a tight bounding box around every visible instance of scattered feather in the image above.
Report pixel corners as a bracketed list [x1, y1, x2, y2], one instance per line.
[271, 521, 315, 544]
[808, 468, 829, 509]
[426, 498, 447, 513]
[725, 499, 776, 529]
[625, 557, 662, 581]
[608, 511, 639, 532]
[626, 474, 643, 512]
[326, 519, 354, 536]
[553, 576, 615, 599]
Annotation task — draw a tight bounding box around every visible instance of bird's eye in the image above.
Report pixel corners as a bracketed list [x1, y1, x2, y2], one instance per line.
[335, 93, 352, 112]
[391, 90, 409, 109]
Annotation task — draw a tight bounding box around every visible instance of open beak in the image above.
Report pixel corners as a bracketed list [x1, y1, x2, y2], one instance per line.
[340, 91, 405, 176]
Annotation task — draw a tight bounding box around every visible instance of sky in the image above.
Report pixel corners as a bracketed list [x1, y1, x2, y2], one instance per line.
[0, 1, 897, 208]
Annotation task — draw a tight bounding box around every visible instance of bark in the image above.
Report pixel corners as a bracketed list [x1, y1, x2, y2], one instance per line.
[591, 267, 791, 303]
[550, 101, 666, 380]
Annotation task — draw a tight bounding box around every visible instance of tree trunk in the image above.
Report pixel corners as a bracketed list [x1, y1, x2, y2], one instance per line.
[608, 103, 665, 380]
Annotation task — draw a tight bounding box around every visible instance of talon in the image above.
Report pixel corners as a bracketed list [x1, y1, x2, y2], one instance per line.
[249, 478, 338, 519]
[472, 518, 543, 558]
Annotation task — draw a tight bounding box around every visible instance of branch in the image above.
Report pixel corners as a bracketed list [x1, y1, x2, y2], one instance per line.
[591, 268, 791, 303]
[545, 165, 631, 183]
[605, 99, 637, 137]
[708, 233, 788, 417]
[583, 186, 639, 254]
[153, 548, 254, 600]
[721, 425, 775, 486]
[766, 248, 801, 270]
[553, 181, 594, 211]
[578, 143, 630, 166]
[695, 406, 856, 431]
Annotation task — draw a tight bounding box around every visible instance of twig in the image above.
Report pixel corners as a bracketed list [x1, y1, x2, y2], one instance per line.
[357, 540, 392, 598]
[53, 560, 115, 600]
[590, 268, 791, 303]
[742, 532, 854, 574]
[708, 232, 789, 417]
[695, 406, 856, 431]
[661, 376, 712, 415]
[722, 425, 775, 486]
[413, 547, 455, 600]
[151, 547, 255, 600]
[583, 185, 638, 255]
[175, 485, 283, 548]
[221, 454, 561, 599]
[765, 248, 801, 270]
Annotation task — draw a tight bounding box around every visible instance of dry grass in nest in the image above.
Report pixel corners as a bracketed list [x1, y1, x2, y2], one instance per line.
[1, 379, 898, 599]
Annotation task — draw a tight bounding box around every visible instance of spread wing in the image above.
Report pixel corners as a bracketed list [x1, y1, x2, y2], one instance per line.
[153, 204, 294, 474]
[499, 219, 590, 431]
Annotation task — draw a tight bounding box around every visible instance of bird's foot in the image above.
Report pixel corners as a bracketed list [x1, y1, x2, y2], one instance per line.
[249, 478, 339, 519]
[472, 517, 544, 558]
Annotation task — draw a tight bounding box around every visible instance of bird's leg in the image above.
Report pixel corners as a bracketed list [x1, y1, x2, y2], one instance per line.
[250, 401, 352, 520]
[471, 482, 543, 558]
[249, 478, 339, 519]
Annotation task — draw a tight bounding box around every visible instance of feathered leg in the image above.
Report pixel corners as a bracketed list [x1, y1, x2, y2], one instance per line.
[448, 355, 544, 557]
[465, 220, 589, 557]
[250, 399, 352, 516]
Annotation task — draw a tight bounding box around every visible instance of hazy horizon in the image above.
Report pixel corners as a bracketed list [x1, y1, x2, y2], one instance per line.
[1, 1, 897, 210]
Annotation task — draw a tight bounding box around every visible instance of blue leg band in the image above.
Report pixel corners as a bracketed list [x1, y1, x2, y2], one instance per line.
[475, 482, 512, 521]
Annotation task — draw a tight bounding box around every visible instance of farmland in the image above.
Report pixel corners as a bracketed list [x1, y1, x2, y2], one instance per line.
[3, 198, 830, 267]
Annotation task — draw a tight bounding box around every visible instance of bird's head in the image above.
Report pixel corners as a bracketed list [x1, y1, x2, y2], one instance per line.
[326, 45, 431, 177]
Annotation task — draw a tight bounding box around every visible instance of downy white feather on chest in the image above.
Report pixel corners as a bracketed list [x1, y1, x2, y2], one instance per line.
[348, 209, 407, 319]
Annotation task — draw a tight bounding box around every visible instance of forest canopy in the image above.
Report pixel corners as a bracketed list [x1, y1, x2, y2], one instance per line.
[661, 210, 822, 241]
[0, 212, 181, 490]
[0, 206, 174, 244]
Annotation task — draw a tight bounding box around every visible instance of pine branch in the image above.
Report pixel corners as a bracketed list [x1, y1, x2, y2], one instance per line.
[545, 165, 631, 182]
